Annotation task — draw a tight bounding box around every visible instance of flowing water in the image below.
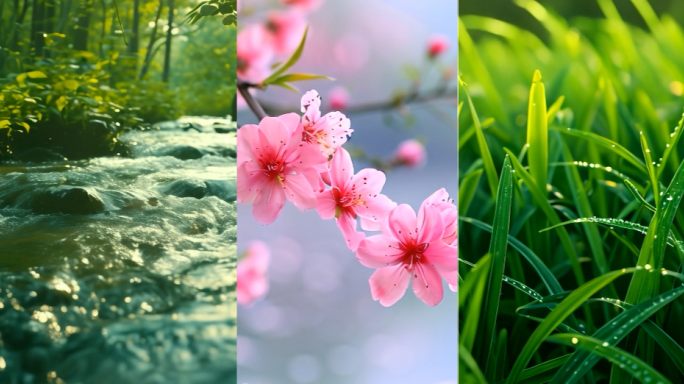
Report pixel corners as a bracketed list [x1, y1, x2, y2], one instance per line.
[0, 117, 237, 384]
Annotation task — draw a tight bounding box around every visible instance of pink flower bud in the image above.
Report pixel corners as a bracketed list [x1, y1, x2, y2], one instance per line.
[237, 241, 271, 306]
[427, 34, 449, 58]
[394, 139, 426, 167]
[281, 0, 322, 12]
[327, 86, 350, 111]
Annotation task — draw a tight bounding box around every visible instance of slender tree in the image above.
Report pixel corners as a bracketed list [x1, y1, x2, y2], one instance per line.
[31, 0, 46, 56]
[128, 0, 140, 55]
[162, 0, 173, 83]
[139, 0, 163, 80]
[73, 0, 91, 51]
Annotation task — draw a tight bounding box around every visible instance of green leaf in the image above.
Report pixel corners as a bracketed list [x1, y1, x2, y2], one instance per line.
[26, 70, 47, 79]
[263, 26, 309, 85]
[657, 108, 684, 179]
[624, 179, 656, 212]
[546, 95, 565, 124]
[474, 156, 513, 376]
[0, 120, 10, 129]
[461, 254, 492, 352]
[641, 320, 684, 376]
[267, 73, 333, 84]
[494, 355, 571, 384]
[459, 169, 483, 217]
[460, 216, 564, 295]
[546, 333, 672, 384]
[526, 70, 548, 189]
[506, 268, 635, 384]
[552, 127, 648, 176]
[550, 284, 684, 384]
[463, 83, 499, 198]
[639, 131, 659, 206]
[562, 143, 609, 274]
[504, 149, 587, 290]
[460, 343, 489, 384]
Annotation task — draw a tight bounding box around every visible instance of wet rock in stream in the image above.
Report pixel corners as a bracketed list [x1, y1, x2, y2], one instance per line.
[0, 117, 237, 384]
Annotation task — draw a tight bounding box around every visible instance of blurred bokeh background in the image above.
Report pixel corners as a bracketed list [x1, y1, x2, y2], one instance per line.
[461, 0, 684, 40]
[237, 0, 458, 383]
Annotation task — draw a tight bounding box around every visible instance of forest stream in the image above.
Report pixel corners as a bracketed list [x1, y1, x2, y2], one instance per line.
[0, 117, 237, 384]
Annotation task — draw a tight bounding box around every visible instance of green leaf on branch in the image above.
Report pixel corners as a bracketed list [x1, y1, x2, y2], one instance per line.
[263, 26, 310, 85]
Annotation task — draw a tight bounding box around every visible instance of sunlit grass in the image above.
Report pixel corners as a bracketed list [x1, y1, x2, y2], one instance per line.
[459, 1, 684, 383]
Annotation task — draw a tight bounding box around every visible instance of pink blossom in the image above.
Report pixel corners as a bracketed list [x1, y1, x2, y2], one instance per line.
[393, 139, 426, 167]
[237, 25, 274, 83]
[327, 86, 350, 110]
[427, 34, 449, 58]
[300, 90, 353, 158]
[356, 198, 458, 306]
[237, 241, 271, 306]
[238, 114, 327, 225]
[423, 188, 458, 292]
[265, 10, 307, 56]
[281, 0, 322, 12]
[317, 147, 396, 251]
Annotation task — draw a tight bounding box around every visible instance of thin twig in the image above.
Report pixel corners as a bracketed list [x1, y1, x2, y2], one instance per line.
[113, 0, 128, 45]
[238, 80, 268, 121]
[258, 87, 458, 116]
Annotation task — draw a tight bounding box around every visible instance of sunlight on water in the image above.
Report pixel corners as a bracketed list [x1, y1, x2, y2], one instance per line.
[0, 117, 236, 384]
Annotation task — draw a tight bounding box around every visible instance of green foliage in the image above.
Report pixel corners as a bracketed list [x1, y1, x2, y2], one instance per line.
[459, 1, 684, 382]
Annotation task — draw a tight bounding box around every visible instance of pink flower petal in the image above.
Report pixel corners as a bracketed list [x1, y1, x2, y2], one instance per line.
[301, 90, 322, 113]
[277, 112, 303, 135]
[252, 182, 286, 225]
[423, 240, 459, 272]
[301, 167, 325, 192]
[356, 234, 404, 268]
[412, 262, 444, 306]
[352, 168, 386, 195]
[417, 204, 445, 244]
[316, 190, 337, 219]
[337, 212, 366, 251]
[258, 117, 291, 157]
[369, 264, 411, 307]
[237, 124, 260, 166]
[237, 163, 267, 203]
[357, 194, 396, 231]
[385, 204, 417, 244]
[282, 173, 317, 211]
[329, 147, 354, 188]
[442, 270, 459, 292]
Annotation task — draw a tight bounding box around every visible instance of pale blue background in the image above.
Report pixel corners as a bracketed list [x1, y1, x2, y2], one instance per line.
[237, 1, 458, 383]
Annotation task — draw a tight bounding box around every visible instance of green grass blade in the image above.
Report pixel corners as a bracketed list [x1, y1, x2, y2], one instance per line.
[657, 109, 684, 179]
[460, 343, 489, 384]
[527, 70, 548, 189]
[641, 320, 684, 376]
[460, 169, 484, 217]
[475, 156, 514, 375]
[460, 216, 564, 295]
[461, 254, 492, 352]
[546, 96, 565, 124]
[504, 149, 587, 289]
[506, 268, 635, 384]
[459, 20, 510, 128]
[562, 143, 609, 274]
[552, 127, 648, 176]
[463, 83, 500, 198]
[546, 333, 672, 384]
[639, 131, 659, 206]
[624, 179, 656, 212]
[494, 355, 571, 384]
[551, 285, 684, 384]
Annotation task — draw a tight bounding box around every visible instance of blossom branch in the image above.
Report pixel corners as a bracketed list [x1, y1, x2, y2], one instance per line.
[238, 80, 268, 121]
[257, 86, 458, 116]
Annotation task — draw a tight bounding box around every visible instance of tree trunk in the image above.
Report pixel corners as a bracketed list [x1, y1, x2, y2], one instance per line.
[57, 0, 72, 34]
[31, 0, 46, 56]
[139, 0, 163, 80]
[162, 0, 173, 83]
[128, 0, 140, 54]
[73, 0, 90, 51]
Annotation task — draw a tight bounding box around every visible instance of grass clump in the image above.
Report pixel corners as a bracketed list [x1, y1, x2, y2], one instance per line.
[459, 1, 684, 383]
